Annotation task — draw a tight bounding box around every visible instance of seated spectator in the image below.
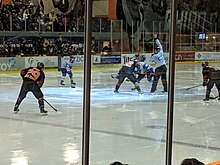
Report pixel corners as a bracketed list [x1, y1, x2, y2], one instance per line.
[102, 43, 112, 55]
[180, 158, 204, 165]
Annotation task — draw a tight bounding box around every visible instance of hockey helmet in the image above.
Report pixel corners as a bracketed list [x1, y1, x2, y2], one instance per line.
[69, 55, 75, 63]
[141, 55, 146, 62]
[37, 62, 44, 70]
[134, 52, 140, 57]
[130, 57, 137, 62]
[143, 64, 150, 70]
[202, 61, 208, 67]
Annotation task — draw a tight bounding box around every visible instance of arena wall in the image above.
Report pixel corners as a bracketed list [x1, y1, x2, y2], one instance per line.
[0, 52, 220, 71]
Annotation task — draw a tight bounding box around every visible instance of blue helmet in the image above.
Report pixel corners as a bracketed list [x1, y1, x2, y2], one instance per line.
[144, 64, 153, 72]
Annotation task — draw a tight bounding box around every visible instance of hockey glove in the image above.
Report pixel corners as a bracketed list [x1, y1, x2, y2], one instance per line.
[37, 81, 44, 88]
[147, 76, 153, 83]
[203, 80, 208, 86]
[20, 70, 26, 77]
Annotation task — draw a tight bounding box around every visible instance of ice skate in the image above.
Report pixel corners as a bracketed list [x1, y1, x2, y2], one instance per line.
[13, 105, 19, 114]
[40, 109, 48, 116]
[131, 87, 137, 91]
[150, 90, 155, 93]
[138, 90, 143, 95]
[71, 83, 76, 88]
[203, 97, 209, 101]
[60, 80, 65, 86]
[114, 90, 119, 94]
[150, 87, 156, 93]
[71, 81, 76, 85]
[70, 80, 76, 88]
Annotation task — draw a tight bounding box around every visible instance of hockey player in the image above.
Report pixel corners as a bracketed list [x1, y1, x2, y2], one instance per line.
[133, 51, 146, 62]
[149, 34, 167, 93]
[202, 61, 220, 101]
[60, 55, 76, 88]
[136, 62, 154, 83]
[114, 58, 142, 94]
[13, 62, 48, 115]
[131, 61, 154, 91]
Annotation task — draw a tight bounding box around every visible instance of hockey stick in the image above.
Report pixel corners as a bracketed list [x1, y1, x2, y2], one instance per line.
[111, 74, 131, 82]
[209, 95, 219, 99]
[186, 84, 203, 90]
[209, 92, 219, 99]
[111, 74, 118, 79]
[44, 99, 58, 112]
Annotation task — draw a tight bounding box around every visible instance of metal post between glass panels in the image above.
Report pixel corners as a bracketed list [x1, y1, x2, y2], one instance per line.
[166, 0, 177, 165]
[82, 0, 92, 164]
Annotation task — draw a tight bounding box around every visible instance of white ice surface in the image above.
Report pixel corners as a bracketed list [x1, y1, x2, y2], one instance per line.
[0, 64, 220, 165]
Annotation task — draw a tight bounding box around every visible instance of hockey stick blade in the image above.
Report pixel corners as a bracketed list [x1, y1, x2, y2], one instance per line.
[186, 84, 203, 90]
[44, 99, 58, 112]
[111, 74, 119, 79]
[209, 95, 219, 99]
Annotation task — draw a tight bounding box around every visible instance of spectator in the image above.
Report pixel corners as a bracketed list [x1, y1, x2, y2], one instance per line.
[48, 10, 57, 23]
[61, 13, 68, 31]
[196, 0, 207, 12]
[102, 42, 112, 55]
[48, 9, 60, 31]
[36, 33, 44, 56]
[55, 33, 63, 55]
[22, 7, 29, 20]
[110, 161, 128, 165]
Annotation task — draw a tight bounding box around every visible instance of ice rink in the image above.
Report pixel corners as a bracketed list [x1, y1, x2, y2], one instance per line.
[0, 63, 220, 165]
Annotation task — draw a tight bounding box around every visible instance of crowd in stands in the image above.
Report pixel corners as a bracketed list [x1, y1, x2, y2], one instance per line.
[0, 0, 219, 55]
[1, 0, 218, 33]
[0, 33, 102, 56]
[0, 0, 111, 32]
[0, 0, 219, 33]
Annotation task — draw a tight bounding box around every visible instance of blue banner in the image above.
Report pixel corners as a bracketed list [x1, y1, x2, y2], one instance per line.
[100, 55, 121, 64]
